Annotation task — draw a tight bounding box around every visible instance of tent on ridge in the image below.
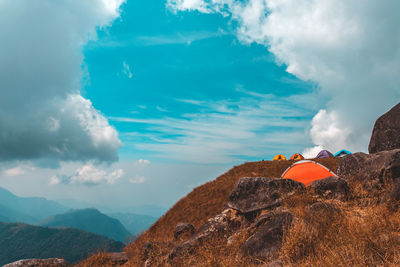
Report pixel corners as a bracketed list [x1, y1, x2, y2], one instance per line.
[281, 160, 337, 186]
[316, 150, 334, 159]
[290, 153, 304, 160]
[273, 154, 286, 161]
[334, 149, 352, 158]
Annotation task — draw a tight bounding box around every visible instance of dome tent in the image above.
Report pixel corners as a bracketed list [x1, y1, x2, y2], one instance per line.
[334, 149, 352, 158]
[316, 150, 334, 159]
[273, 154, 286, 161]
[281, 160, 337, 186]
[290, 153, 304, 160]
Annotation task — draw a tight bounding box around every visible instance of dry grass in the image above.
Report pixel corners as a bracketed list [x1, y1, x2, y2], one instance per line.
[77, 159, 341, 266]
[75, 252, 115, 267]
[78, 156, 400, 266]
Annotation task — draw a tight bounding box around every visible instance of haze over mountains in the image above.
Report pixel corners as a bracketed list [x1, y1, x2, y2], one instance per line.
[40, 208, 131, 242]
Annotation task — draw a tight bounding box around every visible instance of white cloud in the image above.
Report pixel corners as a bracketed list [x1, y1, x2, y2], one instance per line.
[0, 0, 125, 162]
[168, 0, 400, 153]
[114, 92, 314, 163]
[2, 164, 36, 177]
[129, 175, 146, 184]
[51, 163, 124, 186]
[122, 61, 133, 79]
[136, 159, 151, 165]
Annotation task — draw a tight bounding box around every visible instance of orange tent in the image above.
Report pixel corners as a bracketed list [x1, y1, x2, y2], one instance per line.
[281, 160, 337, 186]
[290, 153, 304, 160]
[273, 154, 286, 161]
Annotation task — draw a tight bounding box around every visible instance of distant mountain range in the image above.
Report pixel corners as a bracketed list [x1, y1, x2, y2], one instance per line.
[40, 208, 132, 242]
[108, 212, 156, 236]
[0, 221, 124, 265]
[0, 186, 67, 223]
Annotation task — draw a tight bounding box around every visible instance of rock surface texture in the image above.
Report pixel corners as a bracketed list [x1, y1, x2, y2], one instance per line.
[228, 177, 305, 214]
[240, 211, 293, 260]
[337, 150, 400, 195]
[3, 258, 69, 267]
[369, 102, 400, 153]
[309, 176, 349, 200]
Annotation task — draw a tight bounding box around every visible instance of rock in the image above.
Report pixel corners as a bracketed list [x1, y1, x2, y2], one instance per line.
[228, 177, 305, 214]
[369, 102, 400, 153]
[168, 209, 241, 260]
[109, 252, 128, 265]
[3, 258, 69, 267]
[309, 176, 350, 200]
[337, 150, 400, 194]
[174, 223, 195, 240]
[240, 211, 293, 261]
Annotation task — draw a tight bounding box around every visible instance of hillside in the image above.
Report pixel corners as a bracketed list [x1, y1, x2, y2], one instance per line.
[107, 212, 157, 236]
[40, 208, 132, 242]
[131, 158, 338, 243]
[0, 221, 124, 265]
[78, 102, 400, 266]
[0, 186, 68, 223]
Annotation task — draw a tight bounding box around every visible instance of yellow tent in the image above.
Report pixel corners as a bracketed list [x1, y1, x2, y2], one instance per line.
[273, 154, 286, 161]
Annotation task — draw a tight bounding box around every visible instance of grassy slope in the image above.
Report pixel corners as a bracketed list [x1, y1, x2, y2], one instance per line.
[128, 159, 338, 245]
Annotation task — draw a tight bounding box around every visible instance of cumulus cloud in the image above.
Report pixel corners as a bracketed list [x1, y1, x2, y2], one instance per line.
[50, 163, 124, 186]
[2, 164, 36, 177]
[0, 0, 124, 162]
[168, 0, 400, 153]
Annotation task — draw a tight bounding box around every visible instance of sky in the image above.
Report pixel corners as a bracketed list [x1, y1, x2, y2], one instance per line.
[0, 0, 399, 213]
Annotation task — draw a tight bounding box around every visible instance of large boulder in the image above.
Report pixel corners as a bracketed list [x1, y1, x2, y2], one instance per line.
[240, 211, 293, 261]
[228, 177, 305, 214]
[308, 176, 350, 200]
[337, 150, 400, 194]
[369, 102, 400, 153]
[3, 258, 69, 267]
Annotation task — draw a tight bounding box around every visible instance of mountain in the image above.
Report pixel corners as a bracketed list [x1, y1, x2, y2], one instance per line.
[40, 208, 132, 242]
[107, 212, 157, 236]
[0, 186, 68, 223]
[0, 221, 123, 265]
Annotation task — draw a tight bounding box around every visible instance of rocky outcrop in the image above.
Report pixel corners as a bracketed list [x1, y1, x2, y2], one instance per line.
[337, 150, 400, 195]
[240, 211, 293, 261]
[369, 103, 400, 153]
[174, 223, 195, 240]
[3, 258, 69, 267]
[228, 177, 305, 214]
[168, 208, 241, 260]
[308, 176, 349, 200]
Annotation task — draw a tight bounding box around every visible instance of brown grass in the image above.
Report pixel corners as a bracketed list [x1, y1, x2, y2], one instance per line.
[77, 159, 340, 266]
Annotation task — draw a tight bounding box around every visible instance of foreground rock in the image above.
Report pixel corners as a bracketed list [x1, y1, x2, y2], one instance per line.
[369, 102, 400, 153]
[4, 258, 69, 267]
[309, 176, 349, 200]
[240, 211, 293, 261]
[168, 208, 241, 260]
[337, 150, 400, 195]
[228, 177, 305, 214]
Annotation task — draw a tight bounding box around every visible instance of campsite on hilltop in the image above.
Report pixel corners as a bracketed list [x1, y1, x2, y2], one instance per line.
[70, 103, 400, 266]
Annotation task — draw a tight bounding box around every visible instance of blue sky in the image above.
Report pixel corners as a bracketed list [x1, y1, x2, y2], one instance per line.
[83, 0, 318, 164]
[0, 0, 399, 211]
